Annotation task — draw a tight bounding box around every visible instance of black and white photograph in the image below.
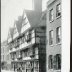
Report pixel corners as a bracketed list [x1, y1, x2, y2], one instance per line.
[1, 0, 70, 72]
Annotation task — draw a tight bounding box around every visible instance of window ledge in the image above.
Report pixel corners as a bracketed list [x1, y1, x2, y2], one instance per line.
[56, 42, 61, 45]
[50, 20, 54, 23]
[48, 69, 53, 70]
[56, 15, 61, 19]
[49, 44, 54, 47]
[54, 69, 61, 71]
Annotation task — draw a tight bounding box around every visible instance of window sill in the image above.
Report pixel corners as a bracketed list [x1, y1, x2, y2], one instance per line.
[54, 69, 61, 71]
[56, 42, 61, 45]
[49, 20, 54, 23]
[49, 44, 54, 47]
[49, 68, 61, 70]
[56, 15, 61, 19]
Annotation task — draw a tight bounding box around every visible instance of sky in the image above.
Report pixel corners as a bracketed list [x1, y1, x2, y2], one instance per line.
[1, 0, 48, 43]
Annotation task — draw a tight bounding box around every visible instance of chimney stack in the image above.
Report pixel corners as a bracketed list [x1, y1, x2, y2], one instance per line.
[32, 0, 42, 12]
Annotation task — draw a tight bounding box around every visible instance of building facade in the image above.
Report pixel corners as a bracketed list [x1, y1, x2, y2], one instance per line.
[1, 40, 11, 69]
[8, 26, 46, 72]
[46, 0, 61, 72]
[7, 0, 46, 72]
[7, 0, 62, 72]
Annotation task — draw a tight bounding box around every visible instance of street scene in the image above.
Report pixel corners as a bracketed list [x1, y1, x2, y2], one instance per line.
[1, 0, 61, 72]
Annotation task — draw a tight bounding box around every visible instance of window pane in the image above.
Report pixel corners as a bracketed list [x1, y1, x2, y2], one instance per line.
[56, 27, 61, 43]
[56, 3, 61, 17]
[48, 55, 53, 69]
[49, 9, 53, 21]
[53, 55, 57, 69]
[49, 30, 53, 45]
[56, 54, 61, 69]
[58, 4, 61, 12]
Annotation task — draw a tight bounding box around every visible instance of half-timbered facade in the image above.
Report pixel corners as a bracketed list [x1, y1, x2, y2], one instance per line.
[8, 7, 46, 72]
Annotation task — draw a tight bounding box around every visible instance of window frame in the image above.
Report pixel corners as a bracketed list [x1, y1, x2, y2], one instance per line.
[48, 55, 53, 69]
[49, 30, 53, 45]
[56, 54, 61, 70]
[26, 31, 31, 42]
[56, 26, 61, 44]
[53, 54, 61, 70]
[49, 8, 54, 22]
[56, 3, 61, 17]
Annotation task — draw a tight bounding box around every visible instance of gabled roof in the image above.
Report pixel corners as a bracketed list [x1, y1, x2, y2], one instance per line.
[25, 10, 42, 27]
[15, 16, 23, 34]
[8, 9, 46, 40]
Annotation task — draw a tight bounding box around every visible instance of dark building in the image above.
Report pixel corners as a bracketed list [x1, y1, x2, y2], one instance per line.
[46, 0, 61, 72]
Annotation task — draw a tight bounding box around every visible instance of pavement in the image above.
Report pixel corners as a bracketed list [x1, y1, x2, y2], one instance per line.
[1, 69, 14, 72]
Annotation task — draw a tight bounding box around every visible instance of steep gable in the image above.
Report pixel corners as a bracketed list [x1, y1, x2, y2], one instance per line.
[21, 10, 31, 34]
[21, 10, 42, 34]
[25, 10, 42, 27]
[13, 23, 19, 39]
